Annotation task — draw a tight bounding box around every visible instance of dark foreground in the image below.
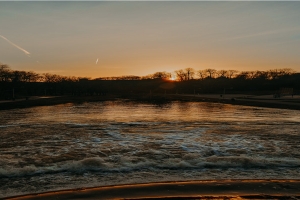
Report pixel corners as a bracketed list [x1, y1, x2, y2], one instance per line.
[5, 180, 300, 200]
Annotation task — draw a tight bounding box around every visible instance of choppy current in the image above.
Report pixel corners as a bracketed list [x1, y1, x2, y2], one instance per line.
[1, 100, 300, 197]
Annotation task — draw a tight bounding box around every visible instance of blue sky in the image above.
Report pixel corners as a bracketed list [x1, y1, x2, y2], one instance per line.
[1, 2, 300, 77]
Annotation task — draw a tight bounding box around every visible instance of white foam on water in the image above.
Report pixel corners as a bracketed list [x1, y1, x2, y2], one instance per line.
[91, 137, 101, 143]
[1, 124, 20, 128]
[106, 131, 122, 139]
[1, 152, 300, 179]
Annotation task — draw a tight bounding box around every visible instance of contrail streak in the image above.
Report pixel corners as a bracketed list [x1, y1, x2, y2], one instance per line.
[0, 34, 31, 56]
[96, 58, 98, 64]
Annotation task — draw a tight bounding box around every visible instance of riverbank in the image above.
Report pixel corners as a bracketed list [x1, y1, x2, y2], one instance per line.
[5, 180, 300, 199]
[0, 95, 117, 110]
[0, 93, 300, 110]
[167, 94, 300, 110]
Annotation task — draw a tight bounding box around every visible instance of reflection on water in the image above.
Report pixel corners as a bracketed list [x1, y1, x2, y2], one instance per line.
[0, 101, 300, 197]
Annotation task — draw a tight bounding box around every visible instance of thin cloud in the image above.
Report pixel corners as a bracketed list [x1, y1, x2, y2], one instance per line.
[0, 34, 31, 56]
[96, 58, 98, 64]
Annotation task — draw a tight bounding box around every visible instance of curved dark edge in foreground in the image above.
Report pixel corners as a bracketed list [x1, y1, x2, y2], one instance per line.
[1, 94, 300, 111]
[3, 180, 300, 200]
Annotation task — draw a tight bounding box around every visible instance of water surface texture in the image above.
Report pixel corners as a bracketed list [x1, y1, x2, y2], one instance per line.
[1, 101, 300, 197]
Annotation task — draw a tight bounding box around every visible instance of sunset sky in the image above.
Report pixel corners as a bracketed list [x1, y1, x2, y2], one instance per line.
[1, 1, 300, 78]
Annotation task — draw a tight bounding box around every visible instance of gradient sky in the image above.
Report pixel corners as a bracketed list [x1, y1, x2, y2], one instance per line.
[1, 2, 300, 78]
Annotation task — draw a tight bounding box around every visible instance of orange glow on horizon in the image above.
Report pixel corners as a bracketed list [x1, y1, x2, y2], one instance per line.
[168, 73, 177, 81]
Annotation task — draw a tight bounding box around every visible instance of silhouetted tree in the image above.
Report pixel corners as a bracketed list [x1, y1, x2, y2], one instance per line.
[247, 71, 257, 79]
[268, 68, 296, 79]
[118, 75, 141, 80]
[24, 71, 41, 82]
[151, 72, 171, 79]
[0, 64, 11, 82]
[235, 71, 248, 80]
[216, 70, 228, 78]
[227, 70, 238, 79]
[255, 71, 268, 80]
[175, 69, 186, 81]
[197, 70, 208, 80]
[184, 68, 195, 80]
[11, 70, 28, 82]
[42, 73, 65, 83]
[205, 68, 217, 78]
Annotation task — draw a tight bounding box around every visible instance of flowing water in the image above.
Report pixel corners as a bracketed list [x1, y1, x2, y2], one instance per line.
[0, 100, 300, 198]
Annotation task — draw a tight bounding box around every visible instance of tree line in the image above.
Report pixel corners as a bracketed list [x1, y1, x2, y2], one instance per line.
[0, 63, 299, 100]
[1, 63, 296, 83]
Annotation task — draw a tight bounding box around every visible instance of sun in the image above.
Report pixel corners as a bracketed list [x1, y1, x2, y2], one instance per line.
[168, 74, 177, 81]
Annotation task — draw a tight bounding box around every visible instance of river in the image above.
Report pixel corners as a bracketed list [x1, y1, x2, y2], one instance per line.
[1, 100, 300, 198]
